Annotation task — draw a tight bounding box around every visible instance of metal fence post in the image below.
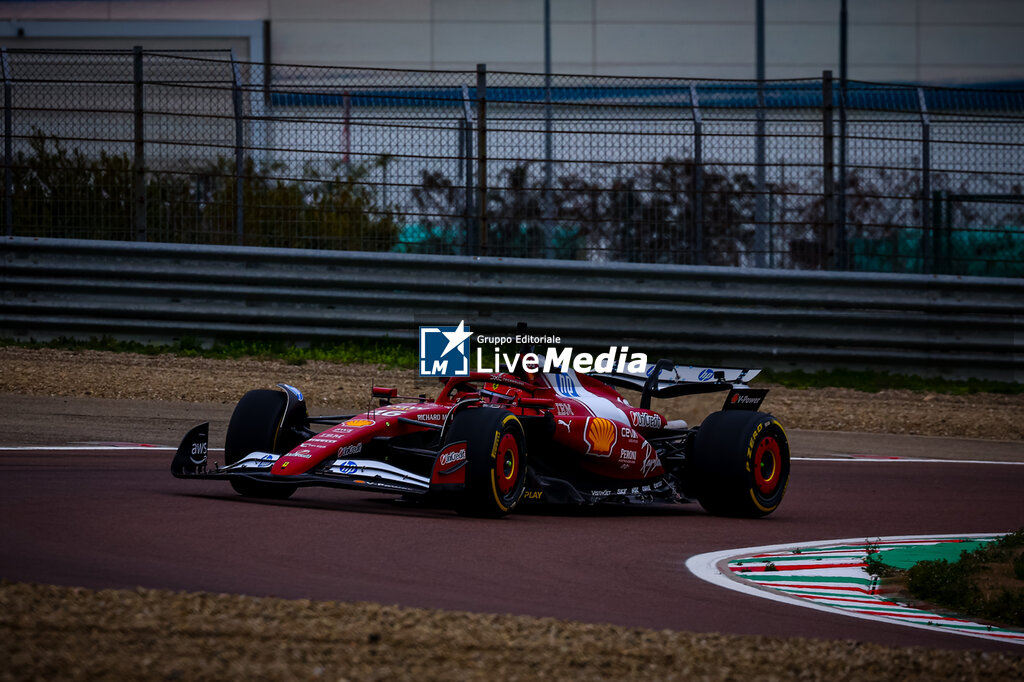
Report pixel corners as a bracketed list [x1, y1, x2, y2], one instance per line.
[543, 0, 553, 197]
[250, 30, 268, 168]
[835, 83, 848, 270]
[837, 1, 848, 270]
[476, 64, 487, 256]
[342, 91, 351, 178]
[822, 71, 835, 269]
[689, 83, 704, 265]
[753, 0, 767, 268]
[132, 46, 147, 242]
[231, 50, 245, 246]
[918, 87, 932, 275]
[543, 0, 555, 259]
[460, 84, 477, 256]
[933, 189, 948, 274]
[457, 115, 466, 248]
[2, 48, 12, 236]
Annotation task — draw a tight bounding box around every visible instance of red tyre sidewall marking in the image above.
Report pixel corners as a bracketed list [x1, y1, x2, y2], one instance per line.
[754, 436, 781, 495]
[496, 432, 519, 495]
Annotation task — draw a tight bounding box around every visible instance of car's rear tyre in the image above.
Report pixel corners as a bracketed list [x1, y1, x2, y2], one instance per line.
[691, 410, 790, 518]
[224, 389, 299, 500]
[444, 407, 527, 518]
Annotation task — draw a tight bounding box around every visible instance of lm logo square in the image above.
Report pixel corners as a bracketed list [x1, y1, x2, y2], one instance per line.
[419, 320, 472, 377]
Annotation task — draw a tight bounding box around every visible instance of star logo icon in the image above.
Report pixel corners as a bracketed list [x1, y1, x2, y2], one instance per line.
[440, 320, 473, 358]
[418, 320, 473, 377]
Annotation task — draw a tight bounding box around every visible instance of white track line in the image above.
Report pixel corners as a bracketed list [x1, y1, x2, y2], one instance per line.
[0, 445, 224, 451]
[0, 447, 1018, 466]
[0, 447, 1017, 465]
[686, 533, 1021, 645]
[793, 456, 1024, 465]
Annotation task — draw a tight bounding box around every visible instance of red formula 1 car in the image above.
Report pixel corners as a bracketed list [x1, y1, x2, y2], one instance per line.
[172, 360, 790, 518]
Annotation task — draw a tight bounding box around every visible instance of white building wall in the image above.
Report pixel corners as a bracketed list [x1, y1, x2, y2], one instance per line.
[2, 0, 1024, 82]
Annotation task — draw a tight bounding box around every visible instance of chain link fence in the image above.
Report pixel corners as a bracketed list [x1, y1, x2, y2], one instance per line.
[2, 48, 1023, 276]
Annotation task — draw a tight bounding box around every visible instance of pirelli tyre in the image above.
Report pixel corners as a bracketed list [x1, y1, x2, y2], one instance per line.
[444, 407, 528, 518]
[691, 410, 790, 518]
[224, 389, 300, 500]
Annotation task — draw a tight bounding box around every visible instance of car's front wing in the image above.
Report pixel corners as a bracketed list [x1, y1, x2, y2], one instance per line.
[171, 423, 432, 496]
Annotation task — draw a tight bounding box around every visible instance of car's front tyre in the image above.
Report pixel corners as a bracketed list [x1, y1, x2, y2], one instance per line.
[224, 389, 300, 500]
[444, 407, 528, 518]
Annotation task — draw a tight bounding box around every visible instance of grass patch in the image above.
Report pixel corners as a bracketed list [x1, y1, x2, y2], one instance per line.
[1, 336, 418, 369]
[864, 540, 903, 579]
[868, 530, 1024, 629]
[759, 367, 1024, 395]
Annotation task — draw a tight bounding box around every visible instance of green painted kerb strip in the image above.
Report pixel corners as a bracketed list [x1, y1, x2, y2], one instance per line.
[874, 540, 991, 571]
[745, 574, 875, 585]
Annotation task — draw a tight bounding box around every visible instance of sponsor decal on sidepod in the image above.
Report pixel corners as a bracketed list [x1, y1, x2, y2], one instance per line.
[585, 418, 617, 456]
[630, 412, 662, 429]
[437, 442, 467, 475]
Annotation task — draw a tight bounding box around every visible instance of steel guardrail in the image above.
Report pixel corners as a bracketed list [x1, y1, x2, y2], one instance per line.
[3, 237, 1022, 380]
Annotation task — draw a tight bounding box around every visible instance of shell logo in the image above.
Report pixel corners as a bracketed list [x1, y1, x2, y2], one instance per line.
[343, 419, 375, 428]
[585, 418, 616, 455]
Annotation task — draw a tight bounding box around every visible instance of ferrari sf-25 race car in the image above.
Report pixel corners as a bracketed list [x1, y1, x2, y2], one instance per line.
[172, 359, 790, 518]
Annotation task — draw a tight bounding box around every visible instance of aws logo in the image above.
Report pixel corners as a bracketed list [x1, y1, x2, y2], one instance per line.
[585, 417, 617, 457]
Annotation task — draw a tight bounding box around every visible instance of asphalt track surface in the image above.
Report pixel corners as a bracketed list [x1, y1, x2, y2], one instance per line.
[1, 396, 1023, 654]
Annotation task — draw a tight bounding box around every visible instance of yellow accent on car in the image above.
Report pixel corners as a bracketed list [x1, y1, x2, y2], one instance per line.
[586, 418, 616, 455]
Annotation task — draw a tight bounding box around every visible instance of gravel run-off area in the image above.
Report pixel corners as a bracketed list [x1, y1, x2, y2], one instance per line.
[2, 346, 1022, 441]
[1, 347, 1022, 680]
[2, 582, 1023, 682]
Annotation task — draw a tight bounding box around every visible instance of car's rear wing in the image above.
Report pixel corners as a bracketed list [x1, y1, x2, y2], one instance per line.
[592, 359, 761, 409]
